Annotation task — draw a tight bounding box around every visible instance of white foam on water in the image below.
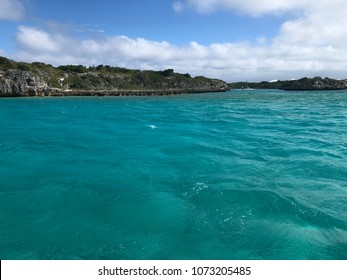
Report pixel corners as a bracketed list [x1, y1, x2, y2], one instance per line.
[146, 125, 157, 129]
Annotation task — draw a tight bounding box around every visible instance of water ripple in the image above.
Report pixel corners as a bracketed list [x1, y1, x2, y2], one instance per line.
[0, 91, 346, 259]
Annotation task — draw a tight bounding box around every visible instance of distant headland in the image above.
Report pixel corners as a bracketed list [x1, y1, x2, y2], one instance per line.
[0, 57, 227, 97]
[228, 76, 347, 91]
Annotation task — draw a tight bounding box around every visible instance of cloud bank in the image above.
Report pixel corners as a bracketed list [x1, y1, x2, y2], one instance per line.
[8, 0, 347, 81]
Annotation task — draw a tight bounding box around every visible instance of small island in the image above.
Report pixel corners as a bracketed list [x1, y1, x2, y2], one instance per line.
[0, 57, 227, 97]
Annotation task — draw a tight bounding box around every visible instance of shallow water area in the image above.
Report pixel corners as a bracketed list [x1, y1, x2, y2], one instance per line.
[0, 90, 346, 259]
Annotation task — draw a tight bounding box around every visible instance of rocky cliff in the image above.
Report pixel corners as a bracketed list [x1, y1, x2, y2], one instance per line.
[0, 69, 60, 97]
[0, 57, 227, 97]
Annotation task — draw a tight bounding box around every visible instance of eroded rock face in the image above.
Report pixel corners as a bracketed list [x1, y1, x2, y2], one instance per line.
[0, 70, 53, 96]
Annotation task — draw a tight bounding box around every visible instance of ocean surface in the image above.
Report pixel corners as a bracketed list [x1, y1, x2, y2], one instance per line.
[0, 90, 346, 260]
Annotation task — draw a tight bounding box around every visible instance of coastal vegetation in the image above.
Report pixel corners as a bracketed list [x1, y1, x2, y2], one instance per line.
[0, 56, 226, 97]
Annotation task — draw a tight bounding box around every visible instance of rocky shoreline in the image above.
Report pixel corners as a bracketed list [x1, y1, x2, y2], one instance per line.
[0, 88, 226, 98]
[0, 57, 227, 97]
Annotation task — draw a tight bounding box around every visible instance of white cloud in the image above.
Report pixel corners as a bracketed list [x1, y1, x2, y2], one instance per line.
[173, 1, 184, 13]
[16, 26, 63, 53]
[0, 0, 25, 20]
[178, 0, 328, 16]
[275, 8, 347, 48]
[257, 36, 267, 45]
[14, 26, 180, 68]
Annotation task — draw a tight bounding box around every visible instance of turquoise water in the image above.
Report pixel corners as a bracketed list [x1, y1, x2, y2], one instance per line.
[0, 90, 346, 260]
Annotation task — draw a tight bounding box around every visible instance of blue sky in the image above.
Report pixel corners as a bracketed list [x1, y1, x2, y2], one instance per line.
[1, 0, 347, 81]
